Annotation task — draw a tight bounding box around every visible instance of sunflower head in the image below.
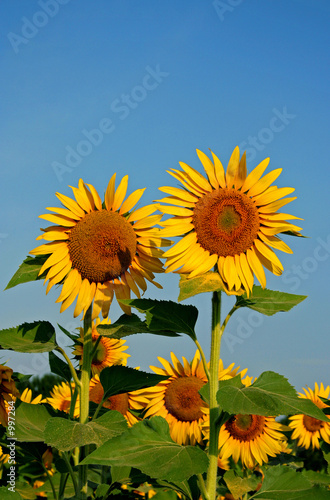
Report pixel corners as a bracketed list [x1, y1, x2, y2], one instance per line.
[289, 382, 330, 449]
[158, 147, 302, 295]
[46, 381, 80, 418]
[30, 176, 169, 318]
[0, 365, 19, 427]
[73, 317, 130, 376]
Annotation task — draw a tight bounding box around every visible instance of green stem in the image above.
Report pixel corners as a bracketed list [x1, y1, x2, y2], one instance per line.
[43, 465, 58, 500]
[78, 304, 93, 499]
[197, 473, 209, 500]
[55, 346, 81, 388]
[206, 291, 222, 500]
[62, 451, 79, 495]
[194, 339, 210, 381]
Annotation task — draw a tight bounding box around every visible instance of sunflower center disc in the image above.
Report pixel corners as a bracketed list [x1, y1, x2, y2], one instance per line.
[193, 188, 260, 257]
[225, 414, 265, 441]
[68, 210, 137, 283]
[164, 376, 205, 421]
[303, 415, 324, 432]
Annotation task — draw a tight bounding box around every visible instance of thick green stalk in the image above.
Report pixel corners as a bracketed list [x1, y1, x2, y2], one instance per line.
[205, 291, 222, 500]
[78, 304, 93, 499]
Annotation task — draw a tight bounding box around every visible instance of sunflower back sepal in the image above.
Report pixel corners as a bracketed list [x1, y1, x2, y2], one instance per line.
[178, 272, 227, 302]
[5, 255, 48, 290]
[0, 321, 57, 353]
[119, 298, 198, 340]
[235, 286, 307, 316]
[215, 371, 328, 421]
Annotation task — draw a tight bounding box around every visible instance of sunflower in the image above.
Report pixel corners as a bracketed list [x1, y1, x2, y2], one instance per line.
[140, 351, 247, 446]
[73, 317, 130, 376]
[89, 374, 146, 426]
[30, 176, 169, 318]
[157, 147, 302, 295]
[46, 381, 80, 418]
[288, 382, 330, 449]
[217, 414, 288, 469]
[19, 387, 44, 404]
[0, 365, 19, 427]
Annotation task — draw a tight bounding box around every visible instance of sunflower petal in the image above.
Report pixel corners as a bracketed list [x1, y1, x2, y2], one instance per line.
[113, 175, 129, 212]
[241, 157, 270, 193]
[196, 149, 219, 189]
[247, 247, 266, 288]
[105, 173, 116, 210]
[120, 188, 146, 214]
[226, 146, 240, 188]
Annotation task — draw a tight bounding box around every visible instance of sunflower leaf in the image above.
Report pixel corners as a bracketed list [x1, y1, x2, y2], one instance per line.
[120, 299, 198, 340]
[178, 272, 225, 301]
[14, 401, 52, 442]
[97, 313, 179, 339]
[0, 321, 57, 353]
[5, 255, 48, 290]
[99, 365, 168, 398]
[49, 351, 72, 382]
[224, 470, 260, 499]
[235, 286, 307, 316]
[44, 411, 128, 451]
[81, 416, 209, 482]
[249, 465, 330, 499]
[216, 371, 329, 420]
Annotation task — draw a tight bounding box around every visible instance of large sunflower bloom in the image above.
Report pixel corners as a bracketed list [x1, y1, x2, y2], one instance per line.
[217, 414, 288, 469]
[157, 147, 302, 295]
[289, 382, 330, 449]
[89, 374, 146, 426]
[30, 176, 168, 318]
[73, 317, 130, 376]
[140, 351, 247, 445]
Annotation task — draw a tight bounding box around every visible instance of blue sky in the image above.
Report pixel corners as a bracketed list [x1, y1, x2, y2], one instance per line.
[0, 0, 329, 391]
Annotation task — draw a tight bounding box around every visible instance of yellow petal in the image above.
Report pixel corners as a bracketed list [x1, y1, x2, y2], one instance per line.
[46, 261, 72, 293]
[56, 268, 80, 302]
[159, 222, 194, 237]
[120, 188, 146, 214]
[248, 168, 282, 198]
[39, 213, 76, 227]
[234, 151, 247, 189]
[163, 232, 197, 258]
[132, 214, 162, 229]
[157, 205, 192, 216]
[234, 254, 249, 294]
[179, 162, 212, 192]
[40, 246, 69, 275]
[105, 173, 116, 210]
[246, 247, 266, 288]
[196, 149, 219, 189]
[37, 230, 69, 241]
[258, 196, 297, 213]
[226, 146, 240, 188]
[168, 169, 206, 196]
[86, 183, 103, 211]
[30, 241, 67, 256]
[69, 182, 92, 213]
[55, 192, 85, 217]
[155, 195, 196, 208]
[210, 150, 226, 188]
[46, 206, 81, 220]
[222, 255, 240, 290]
[241, 157, 270, 193]
[188, 253, 218, 278]
[158, 185, 199, 203]
[254, 239, 284, 271]
[59, 273, 82, 312]
[254, 187, 295, 206]
[113, 175, 128, 212]
[123, 271, 140, 298]
[127, 204, 157, 222]
[258, 233, 293, 254]
[73, 279, 92, 317]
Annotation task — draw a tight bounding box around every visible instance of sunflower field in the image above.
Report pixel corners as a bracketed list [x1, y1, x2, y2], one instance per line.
[1, 148, 329, 500]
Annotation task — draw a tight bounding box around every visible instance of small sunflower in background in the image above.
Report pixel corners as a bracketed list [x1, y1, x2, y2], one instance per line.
[46, 381, 80, 418]
[289, 382, 330, 449]
[140, 351, 247, 445]
[157, 147, 302, 295]
[89, 374, 147, 426]
[30, 175, 169, 318]
[0, 365, 19, 427]
[72, 317, 130, 376]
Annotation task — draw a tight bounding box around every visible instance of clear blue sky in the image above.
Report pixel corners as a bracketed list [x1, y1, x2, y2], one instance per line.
[0, 0, 329, 391]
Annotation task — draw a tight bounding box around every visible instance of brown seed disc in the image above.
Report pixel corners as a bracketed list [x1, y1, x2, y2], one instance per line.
[303, 415, 324, 432]
[164, 376, 205, 422]
[225, 414, 266, 441]
[68, 210, 137, 283]
[192, 189, 260, 256]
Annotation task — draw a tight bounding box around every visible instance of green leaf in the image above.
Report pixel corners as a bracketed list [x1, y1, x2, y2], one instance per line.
[178, 272, 225, 301]
[57, 323, 78, 342]
[321, 442, 330, 474]
[121, 299, 198, 340]
[216, 372, 328, 420]
[224, 470, 260, 498]
[44, 411, 128, 451]
[82, 416, 209, 482]
[15, 401, 52, 442]
[235, 286, 307, 316]
[0, 321, 57, 353]
[100, 365, 168, 399]
[0, 486, 23, 499]
[49, 351, 72, 382]
[250, 465, 330, 499]
[302, 470, 330, 486]
[5, 255, 47, 290]
[97, 313, 179, 339]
